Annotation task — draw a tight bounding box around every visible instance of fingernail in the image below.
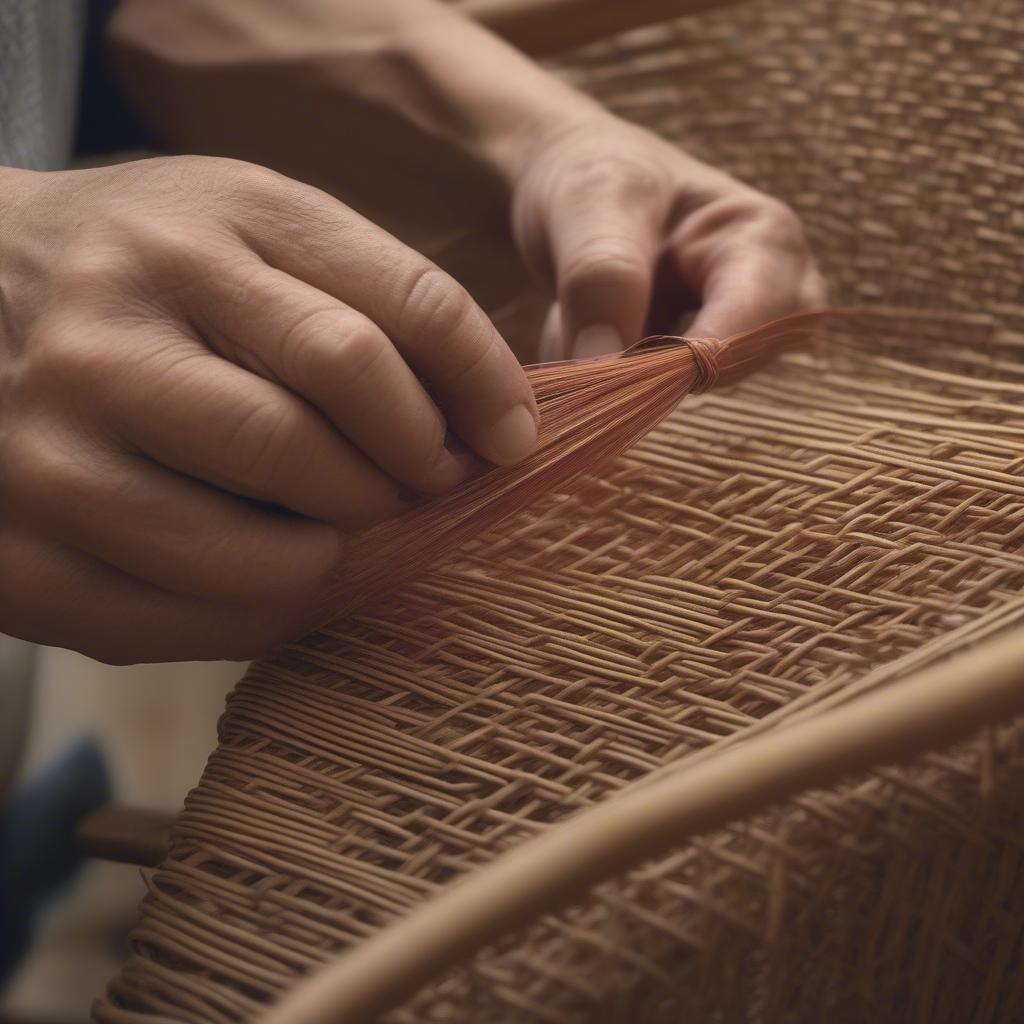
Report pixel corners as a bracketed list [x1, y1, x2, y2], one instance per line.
[488, 404, 538, 465]
[573, 324, 623, 360]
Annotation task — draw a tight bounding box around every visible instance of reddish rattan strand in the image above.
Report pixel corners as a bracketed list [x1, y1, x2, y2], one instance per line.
[95, 1, 1024, 1022]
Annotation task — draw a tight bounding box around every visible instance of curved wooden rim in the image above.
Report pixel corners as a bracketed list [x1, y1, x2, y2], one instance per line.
[260, 625, 1024, 1024]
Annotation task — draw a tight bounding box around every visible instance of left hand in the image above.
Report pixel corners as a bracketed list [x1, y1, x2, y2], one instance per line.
[509, 114, 827, 361]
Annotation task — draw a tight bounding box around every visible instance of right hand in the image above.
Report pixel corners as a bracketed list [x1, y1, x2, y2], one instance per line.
[0, 156, 537, 663]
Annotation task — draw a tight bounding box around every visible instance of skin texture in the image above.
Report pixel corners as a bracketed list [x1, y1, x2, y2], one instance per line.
[509, 117, 828, 360]
[0, 158, 536, 663]
[0, 0, 825, 664]
[110, 0, 827, 361]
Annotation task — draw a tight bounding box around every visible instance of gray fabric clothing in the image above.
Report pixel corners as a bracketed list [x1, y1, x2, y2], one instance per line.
[0, 0, 84, 170]
[0, 0, 83, 788]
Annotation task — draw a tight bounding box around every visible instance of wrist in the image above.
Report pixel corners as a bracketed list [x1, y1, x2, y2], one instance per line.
[478, 94, 608, 187]
[378, 12, 607, 186]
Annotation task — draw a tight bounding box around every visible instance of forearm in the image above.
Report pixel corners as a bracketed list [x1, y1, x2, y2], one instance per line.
[306, 0, 603, 180]
[110, 0, 603, 183]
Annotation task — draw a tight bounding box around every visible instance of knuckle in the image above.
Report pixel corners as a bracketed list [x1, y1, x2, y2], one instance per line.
[397, 264, 475, 341]
[561, 155, 669, 202]
[122, 224, 219, 295]
[135, 222, 208, 269]
[222, 398, 298, 488]
[558, 161, 614, 194]
[560, 239, 649, 294]
[683, 192, 814, 267]
[285, 308, 385, 393]
[224, 159, 288, 198]
[30, 325, 118, 392]
[336, 318, 387, 382]
[430, 334, 493, 394]
[221, 162, 319, 224]
[153, 154, 284, 203]
[758, 194, 801, 225]
[753, 196, 809, 249]
[60, 218, 211, 301]
[279, 306, 339, 381]
[54, 245, 130, 298]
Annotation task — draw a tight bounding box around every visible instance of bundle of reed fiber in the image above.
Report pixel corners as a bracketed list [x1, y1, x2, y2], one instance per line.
[95, 307, 1024, 1024]
[95, 0, 1024, 1021]
[326, 312, 823, 618]
[405, 0, 1024, 354]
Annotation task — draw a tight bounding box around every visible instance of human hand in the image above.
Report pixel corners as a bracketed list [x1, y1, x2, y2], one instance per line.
[508, 115, 827, 360]
[0, 157, 536, 663]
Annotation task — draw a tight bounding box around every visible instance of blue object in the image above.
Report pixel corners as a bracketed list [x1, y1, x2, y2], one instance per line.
[0, 737, 111, 988]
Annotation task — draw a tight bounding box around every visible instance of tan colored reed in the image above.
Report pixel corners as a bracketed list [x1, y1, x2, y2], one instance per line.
[95, 0, 1024, 1021]
[95, 308, 1024, 1024]
[326, 314, 822, 619]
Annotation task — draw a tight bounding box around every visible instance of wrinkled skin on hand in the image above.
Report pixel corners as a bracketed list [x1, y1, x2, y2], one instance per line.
[509, 115, 828, 360]
[0, 156, 537, 663]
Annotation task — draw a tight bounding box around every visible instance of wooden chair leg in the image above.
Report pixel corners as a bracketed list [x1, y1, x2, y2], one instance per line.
[75, 804, 174, 867]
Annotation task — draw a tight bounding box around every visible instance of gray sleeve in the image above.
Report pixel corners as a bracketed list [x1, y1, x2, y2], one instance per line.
[0, 0, 85, 171]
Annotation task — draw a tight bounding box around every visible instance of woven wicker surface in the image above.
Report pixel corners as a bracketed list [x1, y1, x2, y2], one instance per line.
[97, 1, 1024, 1021]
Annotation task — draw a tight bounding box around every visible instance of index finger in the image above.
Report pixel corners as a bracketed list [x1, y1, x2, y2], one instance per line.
[671, 196, 827, 339]
[236, 177, 538, 466]
[687, 251, 827, 340]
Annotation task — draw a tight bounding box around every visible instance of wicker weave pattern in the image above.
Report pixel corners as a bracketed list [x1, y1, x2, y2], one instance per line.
[99, 315, 1024, 1023]
[560, 0, 1024, 320]
[98, 1, 1024, 1021]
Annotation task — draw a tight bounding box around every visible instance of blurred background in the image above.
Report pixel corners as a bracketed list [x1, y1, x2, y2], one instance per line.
[0, 653, 241, 1023]
[0, 2, 522, 1018]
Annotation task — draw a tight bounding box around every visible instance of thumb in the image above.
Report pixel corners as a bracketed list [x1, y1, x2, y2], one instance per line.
[548, 199, 662, 360]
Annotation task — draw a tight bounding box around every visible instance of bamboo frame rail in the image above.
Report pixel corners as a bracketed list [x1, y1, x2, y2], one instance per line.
[94, 4, 1024, 1022]
[261, 627, 1024, 1024]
